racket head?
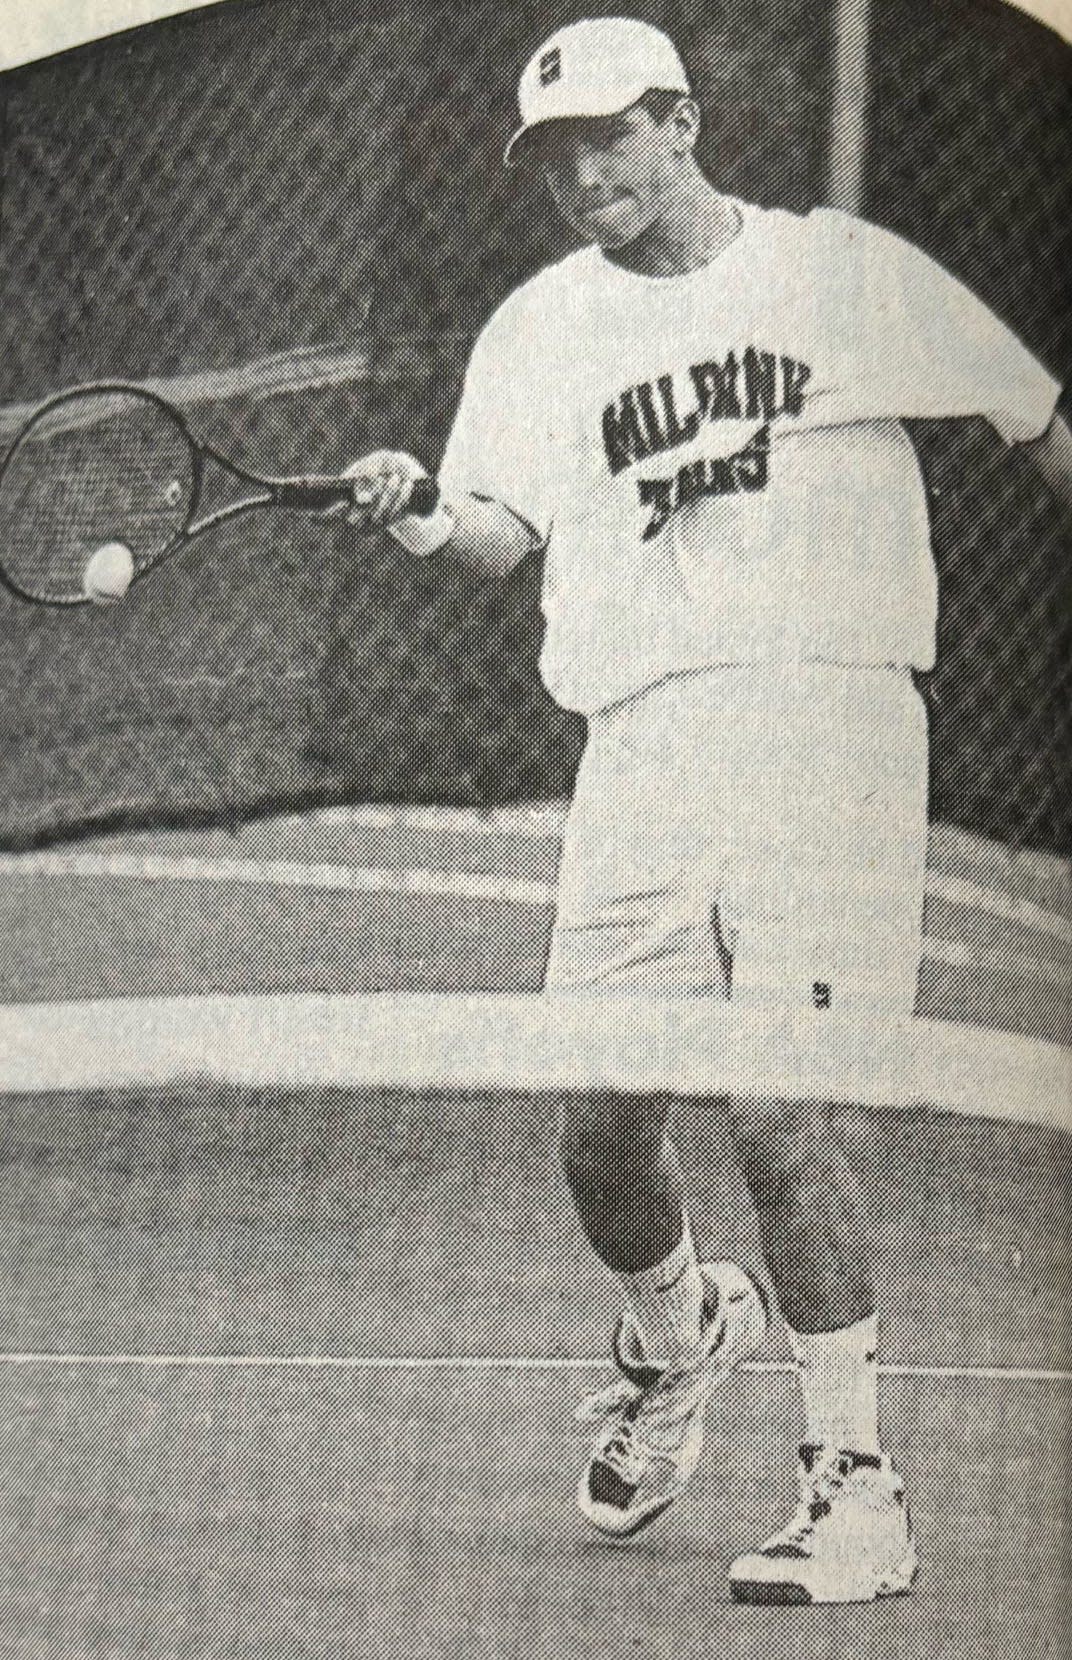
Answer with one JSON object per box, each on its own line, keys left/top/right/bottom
{"left": 0, "top": 384, "right": 199, "bottom": 605}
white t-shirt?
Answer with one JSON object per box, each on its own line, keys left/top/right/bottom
{"left": 439, "top": 202, "right": 1060, "bottom": 715}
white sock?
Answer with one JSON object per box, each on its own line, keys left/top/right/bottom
{"left": 617, "top": 1221, "right": 704, "bottom": 1369}
{"left": 789, "top": 1313, "right": 882, "bottom": 1456}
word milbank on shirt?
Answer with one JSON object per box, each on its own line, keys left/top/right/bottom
{"left": 440, "top": 203, "right": 1059, "bottom": 715}
{"left": 602, "top": 347, "right": 810, "bottom": 543}
{"left": 600, "top": 345, "right": 813, "bottom": 472}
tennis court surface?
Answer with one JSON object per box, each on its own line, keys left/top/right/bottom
{"left": 0, "top": 808, "right": 1069, "bottom": 1656}
{"left": 0, "top": 1034, "right": 1068, "bottom": 1659}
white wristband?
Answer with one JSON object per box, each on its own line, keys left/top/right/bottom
{"left": 388, "top": 497, "right": 455, "bottom": 558}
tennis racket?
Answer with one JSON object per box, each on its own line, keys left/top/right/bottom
{"left": 0, "top": 382, "right": 439, "bottom": 606}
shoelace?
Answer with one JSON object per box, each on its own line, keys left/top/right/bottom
{"left": 768, "top": 1458, "right": 849, "bottom": 1554}
{"left": 599, "top": 1400, "right": 650, "bottom": 1484}
{"left": 574, "top": 1381, "right": 649, "bottom": 1479}
{"left": 577, "top": 1294, "right": 731, "bottom": 1428}
{"left": 575, "top": 1363, "right": 708, "bottom": 1474}
{"left": 574, "top": 1295, "right": 739, "bottom": 1482}
{"left": 574, "top": 1378, "right": 639, "bottom": 1426}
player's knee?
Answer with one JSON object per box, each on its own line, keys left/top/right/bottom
{"left": 727, "top": 1096, "right": 824, "bottom": 1212}
{"left": 558, "top": 1092, "right": 669, "bottom": 1188}
{"left": 559, "top": 1093, "right": 686, "bottom": 1273}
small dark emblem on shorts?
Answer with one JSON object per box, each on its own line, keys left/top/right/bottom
{"left": 540, "top": 48, "right": 562, "bottom": 85}
{"left": 812, "top": 982, "right": 831, "bottom": 1010}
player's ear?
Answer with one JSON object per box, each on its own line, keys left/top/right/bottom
{"left": 669, "top": 97, "right": 701, "bottom": 156}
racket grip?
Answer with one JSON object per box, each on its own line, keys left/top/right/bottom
{"left": 408, "top": 475, "right": 441, "bottom": 518}
{"left": 275, "top": 475, "right": 441, "bottom": 516}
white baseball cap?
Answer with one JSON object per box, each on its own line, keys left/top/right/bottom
{"left": 504, "top": 17, "right": 691, "bottom": 167}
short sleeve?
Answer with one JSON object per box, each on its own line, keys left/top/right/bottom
{"left": 438, "top": 300, "right": 555, "bottom": 541}
{"left": 804, "top": 210, "right": 1061, "bottom": 443}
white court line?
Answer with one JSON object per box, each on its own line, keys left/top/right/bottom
{"left": 925, "top": 935, "right": 1069, "bottom": 989}
{"left": 0, "top": 346, "right": 371, "bottom": 438}
{"left": 0, "top": 339, "right": 461, "bottom": 439}
{"left": 311, "top": 802, "right": 569, "bottom": 838}
{"left": 0, "top": 851, "right": 552, "bottom": 909}
{"left": 4, "top": 808, "right": 1069, "bottom": 946}
{"left": 288, "top": 805, "right": 1072, "bottom": 931}
{"left": 929, "top": 873, "right": 1072, "bottom": 946}
{"left": 2, "top": 854, "right": 1069, "bottom": 982}
{"left": 0, "top": 1352, "right": 1067, "bottom": 1384}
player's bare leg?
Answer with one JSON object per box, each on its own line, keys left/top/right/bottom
{"left": 560, "top": 1091, "right": 768, "bottom": 1536}
{"left": 728, "top": 1095, "right": 873, "bottom": 1337}
{"left": 724, "top": 1093, "right": 918, "bottom": 1602}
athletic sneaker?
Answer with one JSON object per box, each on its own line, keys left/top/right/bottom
{"left": 575, "top": 1260, "right": 769, "bottom": 1538}
{"left": 728, "top": 1444, "right": 920, "bottom": 1604}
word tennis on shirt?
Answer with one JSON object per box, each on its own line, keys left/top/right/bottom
{"left": 602, "top": 346, "right": 811, "bottom": 475}
{"left": 639, "top": 426, "right": 770, "bottom": 541}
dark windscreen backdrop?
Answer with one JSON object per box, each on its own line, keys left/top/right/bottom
{"left": 0, "top": 0, "right": 1068, "bottom": 851}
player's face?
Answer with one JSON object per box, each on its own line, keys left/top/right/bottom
{"left": 534, "top": 103, "right": 687, "bottom": 249}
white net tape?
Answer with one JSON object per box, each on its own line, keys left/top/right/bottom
{"left": 2, "top": 994, "right": 1068, "bottom": 1131}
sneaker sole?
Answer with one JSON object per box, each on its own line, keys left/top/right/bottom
{"left": 729, "top": 1546, "right": 920, "bottom": 1605}
{"left": 580, "top": 1493, "right": 677, "bottom": 1539}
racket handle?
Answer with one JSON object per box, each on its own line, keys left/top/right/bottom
{"left": 274, "top": 474, "right": 441, "bottom": 516}
{"left": 408, "top": 475, "right": 441, "bottom": 517}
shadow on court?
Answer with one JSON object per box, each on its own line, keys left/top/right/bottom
{"left": 0, "top": 1082, "right": 1068, "bottom": 1656}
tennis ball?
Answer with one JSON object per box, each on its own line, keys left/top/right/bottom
{"left": 83, "top": 541, "right": 134, "bottom": 604}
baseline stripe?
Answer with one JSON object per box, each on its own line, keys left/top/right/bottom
{"left": 4, "top": 803, "right": 1068, "bottom": 943}
{"left": 0, "top": 335, "right": 470, "bottom": 440}
{"left": 0, "top": 345, "right": 369, "bottom": 439}
{"left": 925, "top": 935, "right": 1069, "bottom": 989}
{"left": 929, "top": 873, "right": 1072, "bottom": 946}
{"left": 310, "top": 802, "right": 568, "bottom": 838}
{"left": 287, "top": 805, "right": 1072, "bottom": 931}
{"left": 1, "top": 848, "right": 1066, "bottom": 985}
{"left": 0, "top": 850, "right": 551, "bottom": 908}
{"left": 0, "top": 1352, "right": 1067, "bottom": 1384}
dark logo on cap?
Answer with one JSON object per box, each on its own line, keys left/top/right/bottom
{"left": 540, "top": 47, "right": 562, "bottom": 85}
{"left": 812, "top": 982, "right": 831, "bottom": 1010}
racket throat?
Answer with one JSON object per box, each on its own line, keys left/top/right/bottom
{"left": 189, "top": 449, "right": 273, "bottom": 531}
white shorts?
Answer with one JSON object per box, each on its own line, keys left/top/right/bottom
{"left": 545, "top": 664, "right": 929, "bottom": 1014}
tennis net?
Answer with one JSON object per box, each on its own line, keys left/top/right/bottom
{"left": 1, "top": 990, "right": 1068, "bottom": 1128}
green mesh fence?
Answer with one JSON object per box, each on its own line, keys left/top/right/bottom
{"left": 866, "top": 0, "right": 1071, "bottom": 852}
{"left": 0, "top": 0, "right": 1068, "bottom": 851}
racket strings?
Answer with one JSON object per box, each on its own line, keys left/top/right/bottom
{"left": 0, "top": 391, "right": 194, "bottom": 603}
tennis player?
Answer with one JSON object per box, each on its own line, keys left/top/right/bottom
{"left": 339, "top": 17, "right": 1072, "bottom": 1603}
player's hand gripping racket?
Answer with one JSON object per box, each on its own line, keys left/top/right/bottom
{"left": 0, "top": 382, "right": 439, "bottom": 605}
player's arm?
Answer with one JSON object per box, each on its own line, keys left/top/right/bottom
{"left": 338, "top": 295, "right": 553, "bottom": 573}
{"left": 435, "top": 490, "right": 543, "bottom": 577}
{"left": 333, "top": 450, "right": 540, "bottom": 578}
{"left": 1017, "top": 408, "right": 1072, "bottom": 516}
{"left": 809, "top": 213, "right": 1067, "bottom": 458}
